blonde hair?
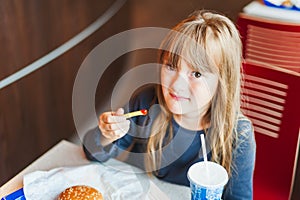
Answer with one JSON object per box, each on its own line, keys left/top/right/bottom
{"left": 146, "top": 10, "right": 242, "bottom": 176}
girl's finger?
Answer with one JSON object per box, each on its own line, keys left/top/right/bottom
{"left": 115, "top": 108, "right": 125, "bottom": 115}
{"left": 101, "top": 113, "right": 126, "bottom": 123}
{"left": 102, "top": 129, "right": 126, "bottom": 140}
{"left": 100, "top": 119, "right": 129, "bottom": 131}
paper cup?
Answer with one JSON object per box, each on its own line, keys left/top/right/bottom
{"left": 187, "top": 161, "right": 228, "bottom": 200}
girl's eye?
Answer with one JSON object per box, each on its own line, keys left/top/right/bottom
{"left": 191, "top": 71, "right": 202, "bottom": 78}
{"left": 165, "top": 64, "right": 176, "bottom": 71}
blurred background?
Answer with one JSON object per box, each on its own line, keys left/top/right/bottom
{"left": 0, "top": 0, "right": 299, "bottom": 199}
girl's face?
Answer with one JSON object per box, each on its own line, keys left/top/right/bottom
{"left": 161, "top": 58, "right": 218, "bottom": 119}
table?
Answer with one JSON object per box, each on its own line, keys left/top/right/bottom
{"left": 0, "top": 140, "right": 190, "bottom": 199}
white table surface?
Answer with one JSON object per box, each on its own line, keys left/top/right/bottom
{"left": 0, "top": 140, "right": 190, "bottom": 199}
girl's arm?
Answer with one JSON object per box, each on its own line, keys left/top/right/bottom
{"left": 98, "top": 108, "right": 130, "bottom": 146}
{"left": 82, "top": 125, "right": 134, "bottom": 162}
{"left": 223, "top": 119, "right": 256, "bottom": 200}
{"left": 82, "top": 85, "right": 157, "bottom": 163}
{"left": 82, "top": 108, "right": 131, "bottom": 163}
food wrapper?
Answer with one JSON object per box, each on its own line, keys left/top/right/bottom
{"left": 23, "top": 163, "right": 169, "bottom": 200}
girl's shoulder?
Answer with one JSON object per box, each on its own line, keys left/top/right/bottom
{"left": 129, "top": 84, "right": 158, "bottom": 109}
{"left": 131, "top": 84, "right": 157, "bottom": 99}
{"left": 235, "top": 113, "right": 255, "bottom": 142}
{"left": 233, "top": 113, "right": 256, "bottom": 155}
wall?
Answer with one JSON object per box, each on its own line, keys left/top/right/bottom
{"left": 0, "top": 0, "right": 131, "bottom": 185}
{"left": 0, "top": 0, "right": 298, "bottom": 199}
{"left": 126, "top": 0, "right": 256, "bottom": 78}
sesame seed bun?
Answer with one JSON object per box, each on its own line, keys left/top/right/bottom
{"left": 58, "top": 185, "right": 103, "bottom": 200}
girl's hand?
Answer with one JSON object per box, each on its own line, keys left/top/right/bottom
{"left": 98, "top": 108, "right": 130, "bottom": 143}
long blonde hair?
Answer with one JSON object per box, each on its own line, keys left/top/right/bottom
{"left": 146, "top": 10, "right": 242, "bottom": 176}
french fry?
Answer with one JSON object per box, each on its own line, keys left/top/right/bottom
{"left": 123, "top": 109, "right": 148, "bottom": 118}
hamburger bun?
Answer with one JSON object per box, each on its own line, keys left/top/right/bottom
{"left": 58, "top": 185, "right": 103, "bottom": 200}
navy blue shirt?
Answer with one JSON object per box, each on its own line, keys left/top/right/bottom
{"left": 83, "top": 85, "right": 256, "bottom": 200}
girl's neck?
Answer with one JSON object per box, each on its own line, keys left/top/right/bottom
{"left": 173, "top": 114, "right": 204, "bottom": 131}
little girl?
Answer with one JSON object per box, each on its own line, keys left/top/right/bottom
{"left": 83, "top": 10, "right": 256, "bottom": 199}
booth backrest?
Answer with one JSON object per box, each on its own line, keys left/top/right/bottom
{"left": 241, "top": 62, "right": 300, "bottom": 199}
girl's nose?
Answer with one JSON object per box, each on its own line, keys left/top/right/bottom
{"left": 171, "top": 73, "right": 188, "bottom": 92}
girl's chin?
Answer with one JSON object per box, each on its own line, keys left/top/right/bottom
{"left": 165, "top": 101, "right": 195, "bottom": 115}
{"left": 169, "top": 110, "right": 183, "bottom": 115}
{"left": 166, "top": 104, "right": 201, "bottom": 117}
{"left": 166, "top": 105, "right": 184, "bottom": 115}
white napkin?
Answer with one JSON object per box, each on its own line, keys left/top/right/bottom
{"left": 23, "top": 163, "right": 149, "bottom": 200}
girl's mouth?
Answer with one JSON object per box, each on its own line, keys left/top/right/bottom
{"left": 169, "top": 92, "right": 189, "bottom": 101}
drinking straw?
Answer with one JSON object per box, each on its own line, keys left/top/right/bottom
{"left": 200, "top": 134, "right": 208, "bottom": 162}
{"left": 200, "top": 133, "right": 209, "bottom": 175}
